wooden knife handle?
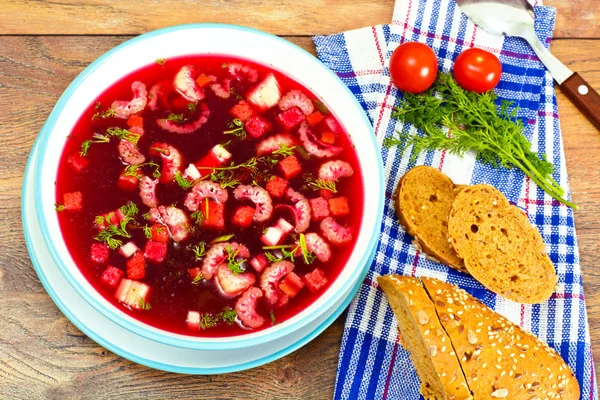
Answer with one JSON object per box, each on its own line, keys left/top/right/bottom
{"left": 560, "top": 73, "right": 600, "bottom": 130}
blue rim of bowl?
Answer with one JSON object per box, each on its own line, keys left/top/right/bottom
{"left": 33, "top": 23, "right": 384, "bottom": 350}
{"left": 24, "top": 134, "right": 374, "bottom": 373}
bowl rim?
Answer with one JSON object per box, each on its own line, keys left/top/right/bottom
{"left": 33, "top": 22, "right": 384, "bottom": 350}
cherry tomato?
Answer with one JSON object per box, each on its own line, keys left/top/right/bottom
{"left": 389, "top": 42, "right": 438, "bottom": 93}
{"left": 453, "top": 48, "right": 502, "bottom": 93}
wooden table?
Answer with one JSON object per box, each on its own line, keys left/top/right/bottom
{"left": 1, "top": 1, "right": 598, "bottom": 398}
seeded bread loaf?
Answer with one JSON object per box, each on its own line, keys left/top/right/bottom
{"left": 395, "top": 166, "right": 467, "bottom": 273}
{"left": 378, "top": 275, "right": 473, "bottom": 400}
{"left": 421, "top": 276, "right": 579, "bottom": 400}
{"left": 447, "top": 184, "right": 557, "bottom": 304}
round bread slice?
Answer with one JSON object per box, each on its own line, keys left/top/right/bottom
{"left": 395, "top": 166, "right": 467, "bottom": 273}
{"left": 421, "top": 277, "right": 580, "bottom": 400}
{"left": 378, "top": 275, "right": 473, "bottom": 400}
{"left": 447, "top": 184, "right": 557, "bottom": 304}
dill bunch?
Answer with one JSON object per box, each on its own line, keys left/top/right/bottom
{"left": 384, "top": 73, "right": 576, "bottom": 209}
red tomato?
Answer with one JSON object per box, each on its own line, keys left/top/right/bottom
{"left": 453, "top": 48, "right": 502, "bottom": 93}
{"left": 389, "top": 42, "right": 438, "bottom": 93}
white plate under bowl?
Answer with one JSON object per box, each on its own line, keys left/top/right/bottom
{"left": 33, "top": 23, "right": 384, "bottom": 351}
{"left": 23, "top": 136, "right": 369, "bottom": 373}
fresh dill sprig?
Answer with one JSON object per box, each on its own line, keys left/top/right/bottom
{"left": 166, "top": 113, "right": 185, "bottom": 123}
{"left": 198, "top": 307, "right": 237, "bottom": 329}
{"left": 192, "top": 272, "right": 204, "bottom": 285}
{"left": 210, "top": 169, "right": 241, "bottom": 189}
{"left": 384, "top": 73, "right": 576, "bottom": 209}
{"left": 138, "top": 299, "right": 151, "bottom": 311}
{"left": 92, "top": 107, "right": 116, "bottom": 120}
{"left": 191, "top": 242, "right": 206, "bottom": 260}
{"left": 187, "top": 102, "right": 198, "bottom": 111}
{"left": 94, "top": 203, "right": 138, "bottom": 249}
{"left": 54, "top": 203, "right": 65, "bottom": 212}
{"left": 79, "top": 133, "right": 111, "bottom": 156}
{"left": 155, "top": 57, "right": 167, "bottom": 67}
{"left": 174, "top": 171, "right": 195, "bottom": 190}
{"left": 190, "top": 211, "right": 204, "bottom": 225}
{"left": 211, "top": 234, "right": 235, "bottom": 244}
{"left": 225, "top": 246, "right": 246, "bottom": 275}
{"left": 223, "top": 118, "right": 247, "bottom": 140}
{"left": 143, "top": 224, "right": 152, "bottom": 239}
{"left": 106, "top": 127, "right": 141, "bottom": 145}
{"left": 307, "top": 178, "right": 337, "bottom": 193}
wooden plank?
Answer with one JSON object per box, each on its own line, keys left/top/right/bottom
{"left": 0, "top": 0, "right": 597, "bottom": 38}
{"left": 0, "top": 35, "right": 599, "bottom": 397}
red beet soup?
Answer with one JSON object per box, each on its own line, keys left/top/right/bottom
{"left": 55, "top": 55, "right": 364, "bottom": 337}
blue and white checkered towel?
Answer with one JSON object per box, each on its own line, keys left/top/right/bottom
{"left": 313, "top": 0, "right": 597, "bottom": 398}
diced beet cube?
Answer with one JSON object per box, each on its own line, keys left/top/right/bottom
{"left": 126, "top": 253, "right": 146, "bottom": 280}
{"left": 249, "top": 254, "right": 269, "bottom": 273}
{"left": 310, "top": 197, "right": 331, "bottom": 221}
{"left": 67, "top": 152, "right": 90, "bottom": 174}
{"left": 186, "top": 310, "right": 201, "bottom": 330}
{"left": 150, "top": 224, "right": 170, "bottom": 243}
{"left": 229, "top": 100, "right": 256, "bottom": 122}
{"left": 118, "top": 241, "right": 139, "bottom": 258}
{"left": 245, "top": 115, "right": 272, "bottom": 139}
{"left": 306, "top": 111, "right": 325, "bottom": 126}
{"left": 188, "top": 267, "right": 203, "bottom": 280}
{"left": 115, "top": 279, "right": 151, "bottom": 309}
{"left": 276, "top": 218, "right": 294, "bottom": 234}
{"left": 183, "top": 163, "right": 201, "bottom": 180}
{"left": 328, "top": 197, "right": 350, "bottom": 217}
{"left": 303, "top": 268, "right": 328, "bottom": 293}
{"left": 276, "top": 107, "right": 305, "bottom": 131}
{"left": 246, "top": 73, "right": 281, "bottom": 112}
{"left": 63, "top": 191, "right": 83, "bottom": 211}
{"left": 118, "top": 169, "right": 139, "bottom": 191}
{"left": 195, "top": 73, "right": 212, "bottom": 87}
{"left": 194, "top": 144, "right": 232, "bottom": 177}
{"left": 319, "top": 189, "right": 335, "bottom": 199}
{"left": 144, "top": 240, "right": 168, "bottom": 264}
{"left": 127, "top": 115, "right": 144, "bottom": 127}
{"left": 266, "top": 176, "right": 289, "bottom": 199}
{"left": 278, "top": 155, "right": 302, "bottom": 180}
{"left": 260, "top": 226, "right": 285, "bottom": 246}
{"left": 90, "top": 243, "right": 110, "bottom": 264}
{"left": 279, "top": 272, "right": 305, "bottom": 298}
{"left": 232, "top": 205, "right": 255, "bottom": 228}
{"left": 201, "top": 200, "right": 225, "bottom": 230}
{"left": 100, "top": 266, "right": 124, "bottom": 288}
{"left": 320, "top": 132, "right": 336, "bottom": 145}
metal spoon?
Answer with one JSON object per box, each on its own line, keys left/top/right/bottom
{"left": 455, "top": 0, "right": 600, "bottom": 130}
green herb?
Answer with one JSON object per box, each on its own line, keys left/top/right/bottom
{"left": 155, "top": 57, "right": 167, "bottom": 67}
{"left": 142, "top": 212, "right": 150, "bottom": 220}
{"left": 307, "top": 178, "right": 337, "bottom": 193}
{"left": 223, "top": 118, "right": 247, "bottom": 140}
{"left": 54, "top": 203, "right": 65, "bottom": 212}
{"left": 80, "top": 140, "right": 91, "bottom": 156}
{"left": 313, "top": 99, "right": 330, "bottom": 114}
{"left": 271, "top": 144, "right": 296, "bottom": 158}
{"left": 106, "top": 127, "right": 140, "bottom": 145}
{"left": 166, "top": 113, "right": 185, "bottom": 123}
{"left": 94, "top": 102, "right": 102, "bottom": 110}
{"left": 196, "top": 158, "right": 258, "bottom": 173}
{"left": 191, "top": 242, "right": 206, "bottom": 260}
{"left": 187, "top": 102, "right": 197, "bottom": 111}
{"left": 198, "top": 307, "right": 237, "bottom": 329}
{"left": 220, "top": 307, "right": 237, "bottom": 324}
{"left": 120, "top": 202, "right": 139, "bottom": 218}
{"left": 80, "top": 132, "right": 112, "bottom": 156}
{"left": 138, "top": 299, "right": 151, "bottom": 311}
{"left": 210, "top": 169, "right": 241, "bottom": 189}
{"left": 199, "top": 313, "right": 217, "bottom": 329}
{"left": 211, "top": 234, "right": 235, "bottom": 244}
{"left": 225, "top": 246, "right": 246, "bottom": 275}
{"left": 270, "top": 311, "right": 277, "bottom": 325}
{"left": 174, "top": 171, "right": 195, "bottom": 190}
{"left": 221, "top": 63, "right": 228, "bottom": 68}
{"left": 384, "top": 73, "right": 576, "bottom": 209}
{"left": 92, "top": 107, "right": 116, "bottom": 120}
{"left": 299, "top": 233, "right": 316, "bottom": 265}
{"left": 123, "top": 164, "right": 142, "bottom": 179}
{"left": 191, "top": 272, "right": 204, "bottom": 285}
{"left": 229, "top": 87, "right": 243, "bottom": 100}
{"left": 94, "top": 203, "right": 137, "bottom": 249}
{"left": 190, "top": 211, "right": 204, "bottom": 225}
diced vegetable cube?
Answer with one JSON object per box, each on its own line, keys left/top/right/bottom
{"left": 188, "top": 267, "right": 203, "bottom": 280}
{"left": 63, "top": 191, "right": 83, "bottom": 211}
{"left": 232, "top": 205, "right": 255, "bottom": 228}
{"left": 303, "top": 268, "right": 328, "bottom": 293}
{"left": 328, "top": 197, "right": 350, "bottom": 217}
{"left": 201, "top": 200, "right": 225, "bottom": 230}
{"left": 194, "top": 144, "right": 233, "bottom": 177}
{"left": 144, "top": 240, "right": 168, "bottom": 264}
{"left": 150, "top": 224, "right": 169, "bottom": 243}
{"left": 67, "top": 152, "right": 90, "bottom": 173}
{"left": 266, "top": 176, "right": 289, "bottom": 199}
{"left": 306, "top": 111, "right": 324, "bottom": 126}
{"left": 276, "top": 218, "right": 294, "bottom": 234}
{"left": 246, "top": 73, "right": 281, "bottom": 112}
{"left": 229, "top": 100, "right": 256, "bottom": 122}
{"left": 186, "top": 310, "right": 201, "bottom": 330}
{"left": 119, "top": 241, "right": 139, "bottom": 258}
{"left": 211, "top": 144, "right": 232, "bottom": 163}
{"left": 90, "top": 243, "right": 110, "bottom": 264}
{"left": 126, "top": 115, "right": 144, "bottom": 127}
{"left": 183, "top": 163, "right": 201, "bottom": 180}
{"left": 323, "top": 116, "right": 341, "bottom": 133}
{"left": 195, "top": 73, "right": 212, "bottom": 88}
{"left": 126, "top": 253, "right": 146, "bottom": 280}
{"left": 310, "top": 197, "right": 331, "bottom": 221}
{"left": 260, "top": 218, "right": 293, "bottom": 246}
{"left": 245, "top": 115, "right": 272, "bottom": 138}
{"left": 100, "top": 266, "right": 123, "bottom": 288}
{"left": 320, "top": 132, "right": 336, "bottom": 145}
{"left": 115, "top": 279, "right": 151, "bottom": 309}
{"left": 118, "top": 169, "right": 140, "bottom": 191}
{"left": 278, "top": 155, "right": 302, "bottom": 180}
{"left": 279, "top": 272, "right": 305, "bottom": 298}
{"left": 249, "top": 254, "right": 269, "bottom": 273}
{"left": 276, "top": 107, "right": 305, "bottom": 131}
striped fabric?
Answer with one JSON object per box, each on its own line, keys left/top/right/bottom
{"left": 313, "top": 0, "right": 597, "bottom": 399}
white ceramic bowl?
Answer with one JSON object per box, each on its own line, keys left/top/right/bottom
{"left": 33, "top": 24, "right": 384, "bottom": 351}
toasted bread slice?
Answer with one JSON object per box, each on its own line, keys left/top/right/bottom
{"left": 421, "top": 277, "right": 580, "bottom": 400}
{"left": 395, "top": 166, "right": 467, "bottom": 273}
{"left": 378, "top": 275, "right": 473, "bottom": 400}
{"left": 447, "top": 184, "right": 557, "bottom": 304}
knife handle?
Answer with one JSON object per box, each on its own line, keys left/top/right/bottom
{"left": 560, "top": 73, "right": 600, "bottom": 130}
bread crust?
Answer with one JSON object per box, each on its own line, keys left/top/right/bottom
{"left": 447, "top": 184, "right": 557, "bottom": 304}
{"left": 395, "top": 166, "right": 467, "bottom": 272}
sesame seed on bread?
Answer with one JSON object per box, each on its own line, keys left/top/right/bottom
{"left": 447, "top": 184, "right": 557, "bottom": 304}
{"left": 395, "top": 166, "right": 467, "bottom": 273}
{"left": 378, "top": 275, "right": 473, "bottom": 400}
{"left": 421, "top": 276, "right": 580, "bottom": 400}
